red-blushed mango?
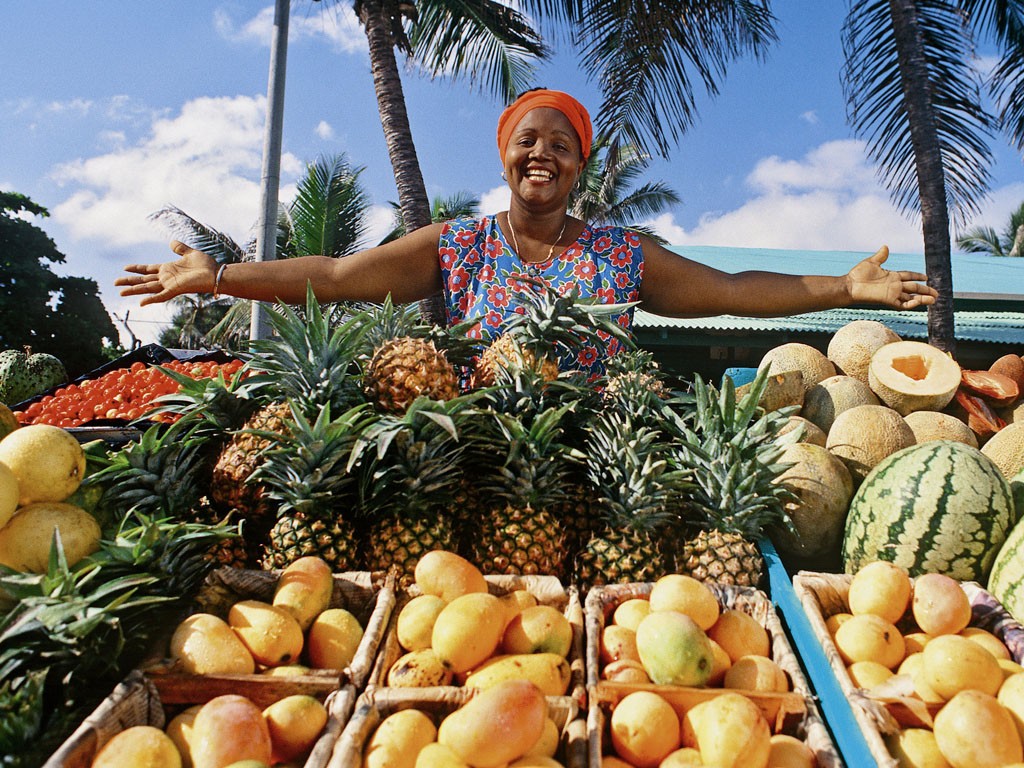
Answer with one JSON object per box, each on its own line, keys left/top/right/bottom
{"left": 190, "top": 695, "right": 272, "bottom": 768}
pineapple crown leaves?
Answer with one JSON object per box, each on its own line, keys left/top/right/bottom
{"left": 145, "top": 364, "right": 268, "bottom": 433}
{"left": 672, "top": 368, "right": 800, "bottom": 537}
{"left": 355, "top": 395, "right": 477, "bottom": 517}
{"left": 501, "top": 279, "right": 637, "bottom": 358}
{"left": 90, "top": 420, "right": 209, "bottom": 522}
{"left": 576, "top": 410, "right": 689, "bottom": 529}
{"left": 251, "top": 402, "right": 378, "bottom": 518}
{"left": 356, "top": 294, "right": 425, "bottom": 353}
{"left": 248, "top": 284, "right": 369, "bottom": 415}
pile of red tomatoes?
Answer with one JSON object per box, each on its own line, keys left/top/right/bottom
{"left": 14, "top": 357, "right": 244, "bottom": 428}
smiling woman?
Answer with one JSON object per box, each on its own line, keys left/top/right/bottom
{"left": 116, "top": 88, "right": 937, "bottom": 380}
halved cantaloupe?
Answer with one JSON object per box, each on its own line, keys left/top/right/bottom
{"left": 867, "top": 341, "right": 961, "bottom": 415}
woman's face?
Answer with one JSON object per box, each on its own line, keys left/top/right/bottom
{"left": 503, "top": 107, "right": 586, "bottom": 210}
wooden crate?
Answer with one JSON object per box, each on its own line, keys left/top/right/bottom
{"left": 143, "top": 568, "right": 396, "bottom": 699}
{"left": 367, "top": 574, "right": 586, "bottom": 704}
{"left": 326, "top": 686, "right": 585, "bottom": 768}
{"left": 585, "top": 582, "right": 841, "bottom": 768}
{"left": 793, "top": 570, "right": 1024, "bottom": 768}
{"left": 43, "top": 669, "right": 357, "bottom": 768}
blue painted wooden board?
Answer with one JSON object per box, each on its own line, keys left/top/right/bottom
{"left": 760, "top": 537, "right": 879, "bottom": 768}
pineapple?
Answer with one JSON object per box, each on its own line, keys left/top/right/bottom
{"left": 472, "top": 281, "right": 635, "bottom": 388}
{"left": 210, "top": 286, "right": 367, "bottom": 542}
{"left": 357, "top": 397, "right": 470, "bottom": 586}
{"left": 671, "top": 369, "right": 800, "bottom": 588}
{"left": 573, "top": 410, "right": 688, "bottom": 587}
{"left": 253, "top": 403, "right": 377, "bottom": 571}
{"left": 467, "top": 405, "right": 573, "bottom": 578}
{"left": 602, "top": 349, "right": 671, "bottom": 413}
{"left": 360, "top": 296, "right": 460, "bottom": 412}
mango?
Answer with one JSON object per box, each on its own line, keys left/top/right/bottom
{"left": 602, "top": 659, "right": 651, "bottom": 684}
{"left": 498, "top": 589, "right": 539, "bottom": 627}
{"left": 706, "top": 608, "right": 770, "bottom": 663}
{"left": 387, "top": 649, "right": 454, "bottom": 687}
{"left": 272, "top": 556, "right": 334, "bottom": 631}
{"left": 438, "top": 680, "right": 547, "bottom": 768}
{"left": 170, "top": 613, "right": 255, "bottom": 675}
{"left": 610, "top": 691, "right": 680, "bottom": 768}
{"left": 415, "top": 550, "right": 487, "bottom": 602}
{"left": 463, "top": 653, "right": 571, "bottom": 696}
{"left": 166, "top": 704, "right": 202, "bottom": 768}
{"left": 91, "top": 726, "right": 182, "bottom": 768}
{"left": 648, "top": 574, "right": 719, "bottom": 630}
{"left": 397, "top": 594, "right": 447, "bottom": 652}
{"left": 227, "top": 600, "right": 304, "bottom": 667}
{"left": 191, "top": 695, "right": 272, "bottom": 768}
{"left": 600, "top": 624, "right": 639, "bottom": 666}
{"left": 0, "top": 501, "right": 100, "bottom": 572}
{"left": 681, "top": 692, "right": 771, "bottom": 768}
{"left": 501, "top": 605, "right": 572, "bottom": 657}
{"left": 415, "top": 743, "right": 470, "bottom": 768}
{"left": 307, "top": 607, "right": 363, "bottom": 669}
{"left": 262, "top": 694, "right": 328, "bottom": 764}
{"left": 934, "top": 689, "right": 1023, "bottom": 766}
{"left": 524, "top": 718, "right": 560, "bottom": 758}
{"left": 364, "top": 708, "right": 438, "bottom": 768}
{"left": 432, "top": 592, "right": 505, "bottom": 673}
{"left": 635, "top": 611, "right": 713, "bottom": 687}
{"left": 612, "top": 599, "right": 651, "bottom": 632}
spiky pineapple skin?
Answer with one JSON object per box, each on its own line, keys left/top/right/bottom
{"left": 263, "top": 513, "right": 360, "bottom": 572}
{"left": 472, "top": 334, "right": 559, "bottom": 389}
{"left": 367, "top": 514, "right": 456, "bottom": 588}
{"left": 678, "top": 529, "right": 764, "bottom": 588}
{"left": 469, "top": 504, "right": 567, "bottom": 578}
{"left": 574, "top": 524, "right": 673, "bottom": 587}
{"left": 365, "top": 338, "right": 458, "bottom": 413}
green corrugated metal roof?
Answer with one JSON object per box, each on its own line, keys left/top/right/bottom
{"left": 634, "top": 308, "right": 1024, "bottom": 345}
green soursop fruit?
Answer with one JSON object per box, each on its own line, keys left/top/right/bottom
{"left": 0, "top": 348, "right": 67, "bottom": 406}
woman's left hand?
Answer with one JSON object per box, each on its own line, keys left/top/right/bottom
{"left": 846, "top": 246, "right": 938, "bottom": 309}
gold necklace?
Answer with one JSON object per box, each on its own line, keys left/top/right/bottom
{"left": 506, "top": 212, "right": 567, "bottom": 266}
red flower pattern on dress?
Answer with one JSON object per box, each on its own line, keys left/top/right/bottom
{"left": 438, "top": 216, "right": 643, "bottom": 381}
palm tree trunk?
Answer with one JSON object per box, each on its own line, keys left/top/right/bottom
{"left": 358, "top": 0, "right": 447, "bottom": 326}
{"left": 887, "top": 0, "right": 956, "bottom": 354}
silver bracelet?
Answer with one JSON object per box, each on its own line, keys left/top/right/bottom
{"left": 212, "top": 264, "right": 228, "bottom": 298}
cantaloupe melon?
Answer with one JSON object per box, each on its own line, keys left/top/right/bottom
{"left": 982, "top": 422, "right": 1024, "bottom": 479}
{"left": 827, "top": 320, "right": 901, "bottom": 384}
{"left": 757, "top": 343, "right": 836, "bottom": 394}
{"left": 1000, "top": 401, "right": 1024, "bottom": 426}
{"left": 903, "top": 410, "right": 979, "bottom": 448}
{"left": 736, "top": 370, "right": 804, "bottom": 413}
{"left": 991, "top": 354, "right": 1024, "bottom": 395}
{"left": 826, "top": 404, "right": 916, "bottom": 486}
{"left": 801, "top": 375, "right": 880, "bottom": 434}
{"left": 772, "top": 443, "right": 854, "bottom": 559}
{"left": 777, "top": 416, "right": 827, "bottom": 447}
{"left": 867, "top": 341, "right": 961, "bottom": 415}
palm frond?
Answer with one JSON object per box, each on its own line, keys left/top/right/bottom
{"left": 408, "top": 0, "right": 549, "bottom": 102}
{"left": 289, "top": 154, "right": 371, "bottom": 259}
{"left": 957, "top": 224, "right": 1007, "bottom": 254}
{"left": 842, "top": 0, "right": 996, "bottom": 227}
{"left": 961, "top": 0, "right": 1024, "bottom": 151}
{"left": 148, "top": 205, "right": 247, "bottom": 264}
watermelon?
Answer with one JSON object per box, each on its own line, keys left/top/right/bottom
{"left": 842, "top": 440, "right": 1015, "bottom": 581}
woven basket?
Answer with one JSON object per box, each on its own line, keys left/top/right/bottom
{"left": 792, "top": 570, "right": 1024, "bottom": 768}
{"left": 584, "top": 582, "right": 841, "bottom": 768}
{"left": 367, "top": 574, "right": 586, "bottom": 704}
{"left": 143, "top": 568, "right": 395, "bottom": 697}
{"left": 326, "top": 687, "right": 585, "bottom": 768}
{"left": 43, "top": 669, "right": 357, "bottom": 768}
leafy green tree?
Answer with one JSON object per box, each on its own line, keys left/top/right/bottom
{"left": 152, "top": 154, "right": 373, "bottom": 348}
{"left": 381, "top": 191, "right": 481, "bottom": 243}
{"left": 957, "top": 201, "right": 1024, "bottom": 257}
{"left": 569, "top": 139, "right": 681, "bottom": 242}
{"left": 0, "top": 192, "right": 121, "bottom": 378}
{"left": 841, "top": 0, "right": 1024, "bottom": 352}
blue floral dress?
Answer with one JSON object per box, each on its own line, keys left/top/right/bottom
{"left": 438, "top": 215, "right": 644, "bottom": 381}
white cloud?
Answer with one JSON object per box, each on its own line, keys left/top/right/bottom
{"left": 50, "top": 94, "right": 302, "bottom": 248}
{"left": 214, "top": 5, "right": 366, "bottom": 54}
{"left": 315, "top": 120, "right": 334, "bottom": 140}
{"left": 800, "top": 110, "right": 819, "bottom": 125}
{"left": 480, "top": 184, "right": 511, "bottom": 215}
{"left": 45, "top": 98, "right": 93, "bottom": 116}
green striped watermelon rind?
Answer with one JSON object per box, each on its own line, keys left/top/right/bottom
{"left": 842, "top": 440, "right": 1015, "bottom": 582}
{"left": 989, "top": 467, "right": 1024, "bottom": 623}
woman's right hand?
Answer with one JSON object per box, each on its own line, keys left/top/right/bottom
{"left": 115, "top": 240, "right": 219, "bottom": 306}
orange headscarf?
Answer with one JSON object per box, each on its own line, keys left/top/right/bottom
{"left": 496, "top": 89, "right": 593, "bottom": 162}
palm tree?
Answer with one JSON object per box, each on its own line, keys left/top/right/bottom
{"left": 381, "top": 191, "right": 481, "bottom": 243}
{"left": 841, "top": 1, "right": 1024, "bottom": 353}
{"left": 957, "top": 201, "right": 1024, "bottom": 257}
{"left": 151, "top": 153, "right": 373, "bottom": 348}
{"left": 569, "top": 138, "right": 681, "bottom": 242}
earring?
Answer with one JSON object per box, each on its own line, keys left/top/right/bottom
{"left": 501, "top": 171, "right": 507, "bottom": 180}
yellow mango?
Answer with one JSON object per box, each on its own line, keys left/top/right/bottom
{"left": 463, "top": 653, "right": 571, "bottom": 696}
{"left": 682, "top": 692, "right": 770, "bottom": 768}
{"left": 397, "top": 595, "right": 447, "bottom": 652}
{"left": 307, "top": 607, "right": 363, "bottom": 670}
{"left": 364, "top": 708, "right": 437, "bottom": 768}
{"left": 169, "top": 613, "right": 255, "bottom": 675}
{"left": 262, "top": 694, "right": 328, "bottom": 764}
{"left": 432, "top": 592, "right": 505, "bottom": 673}
{"left": 227, "top": 600, "right": 304, "bottom": 667}
{"left": 91, "top": 726, "right": 182, "bottom": 768}
{"left": 438, "top": 680, "right": 547, "bottom": 768}
{"left": 387, "top": 649, "right": 454, "bottom": 687}
{"left": 272, "top": 556, "right": 334, "bottom": 632}
{"left": 501, "top": 605, "right": 572, "bottom": 657}
{"left": 415, "top": 743, "right": 470, "bottom": 768}
{"left": 166, "top": 704, "right": 202, "bottom": 768}
{"left": 414, "top": 550, "right": 487, "bottom": 602}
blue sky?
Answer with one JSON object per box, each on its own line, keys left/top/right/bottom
{"left": 2, "top": 2, "right": 1022, "bottom": 346}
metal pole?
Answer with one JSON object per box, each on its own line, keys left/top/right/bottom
{"left": 251, "top": 0, "right": 290, "bottom": 341}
